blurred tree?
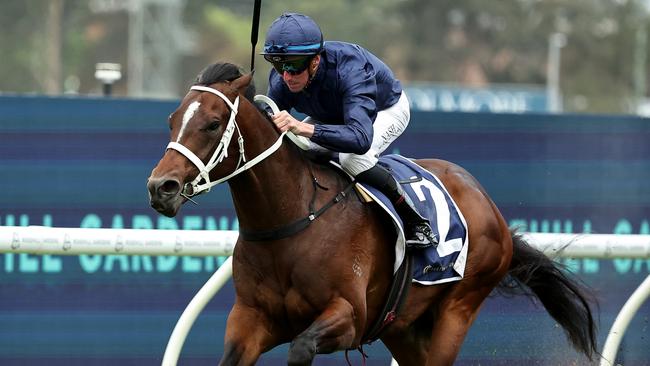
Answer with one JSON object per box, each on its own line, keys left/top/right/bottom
{"left": 0, "top": 1, "right": 54, "bottom": 93}
{"left": 1, "top": 0, "right": 649, "bottom": 114}
{"left": 389, "top": 0, "right": 650, "bottom": 112}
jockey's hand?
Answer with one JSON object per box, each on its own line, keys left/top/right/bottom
{"left": 272, "top": 110, "right": 314, "bottom": 138}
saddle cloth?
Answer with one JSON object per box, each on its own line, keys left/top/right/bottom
{"left": 353, "top": 155, "right": 469, "bottom": 285}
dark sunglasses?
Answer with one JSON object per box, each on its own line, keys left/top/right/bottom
{"left": 264, "top": 55, "right": 312, "bottom": 75}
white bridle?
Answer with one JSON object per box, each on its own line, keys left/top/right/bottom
{"left": 166, "top": 85, "right": 288, "bottom": 198}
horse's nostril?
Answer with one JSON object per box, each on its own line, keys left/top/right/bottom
{"left": 159, "top": 180, "right": 181, "bottom": 196}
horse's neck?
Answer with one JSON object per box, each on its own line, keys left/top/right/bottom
{"left": 227, "top": 102, "right": 327, "bottom": 232}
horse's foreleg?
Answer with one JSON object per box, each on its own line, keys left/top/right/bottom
{"left": 219, "top": 303, "right": 277, "bottom": 366}
{"left": 287, "top": 297, "right": 359, "bottom": 366}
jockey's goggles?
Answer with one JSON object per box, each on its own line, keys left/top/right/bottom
{"left": 264, "top": 55, "right": 312, "bottom": 75}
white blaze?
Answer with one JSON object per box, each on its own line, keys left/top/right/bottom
{"left": 176, "top": 101, "right": 201, "bottom": 142}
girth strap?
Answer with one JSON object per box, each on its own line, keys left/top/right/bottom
{"left": 362, "top": 253, "right": 413, "bottom": 344}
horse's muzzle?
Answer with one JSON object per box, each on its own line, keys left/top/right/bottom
{"left": 147, "top": 176, "right": 183, "bottom": 217}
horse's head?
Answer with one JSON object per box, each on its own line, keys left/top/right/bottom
{"left": 147, "top": 66, "right": 254, "bottom": 217}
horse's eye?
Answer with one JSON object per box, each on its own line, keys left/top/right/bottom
{"left": 207, "top": 121, "right": 220, "bottom": 131}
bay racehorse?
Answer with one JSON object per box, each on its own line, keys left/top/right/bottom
{"left": 147, "top": 62, "right": 597, "bottom": 365}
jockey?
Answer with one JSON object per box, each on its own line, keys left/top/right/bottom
{"left": 261, "top": 12, "right": 436, "bottom": 249}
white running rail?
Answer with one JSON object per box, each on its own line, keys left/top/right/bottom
{"left": 599, "top": 274, "right": 650, "bottom": 366}
{"left": 1, "top": 226, "right": 649, "bottom": 365}
{"left": 1, "top": 226, "right": 649, "bottom": 258}
{"left": 161, "top": 256, "right": 233, "bottom": 366}
{"left": 0, "top": 226, "right": 236, "bottom": 256}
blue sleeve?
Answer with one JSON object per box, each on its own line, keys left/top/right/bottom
{"left": 311, "top": 63, "right": 377, "bottom": 155}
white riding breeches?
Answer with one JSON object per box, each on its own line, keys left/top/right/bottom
{"left": 304, "top": 91, "right": 410, "bottom": 176}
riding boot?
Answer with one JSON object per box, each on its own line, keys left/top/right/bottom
{"left": 356, "top": 165, "right": 438, "bottom": 249}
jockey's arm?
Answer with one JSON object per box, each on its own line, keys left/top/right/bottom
{"left": 309, "top": 68, "right": 378, "bottom": 155}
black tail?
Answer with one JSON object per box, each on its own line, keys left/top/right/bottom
{"left": 497, "top": 230, "right": 598, "bottom": 360}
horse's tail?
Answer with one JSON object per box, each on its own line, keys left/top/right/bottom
{"left": 497, "top": 230, "right": 598, "bottom": 360}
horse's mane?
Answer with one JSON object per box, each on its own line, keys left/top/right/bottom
{"left": 194, "top": 62, "right": 255, "bottom": 102}
{"left": 195, "top": 62, "right": 280, "bottom": 127}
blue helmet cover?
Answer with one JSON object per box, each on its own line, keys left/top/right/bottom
{"left": 262, "top": 13, "right": 323, "bottom": 56}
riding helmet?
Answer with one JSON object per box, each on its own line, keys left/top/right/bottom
{"left": 261, "top": 13, "right": 323, "bottom": 56}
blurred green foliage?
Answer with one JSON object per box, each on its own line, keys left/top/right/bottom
{"left": 1, "top": 0, "right": 650, "bottom": 113}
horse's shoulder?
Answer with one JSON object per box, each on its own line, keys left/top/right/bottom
{"left": 296, "top": 149, "right": 351, "bottom": 185}
{"left": 314, "top": 159, "right": 351, "bottom": 186}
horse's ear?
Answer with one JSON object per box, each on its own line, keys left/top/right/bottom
{"left": 231, "top": 72, "right": 254, "bottom": 95}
